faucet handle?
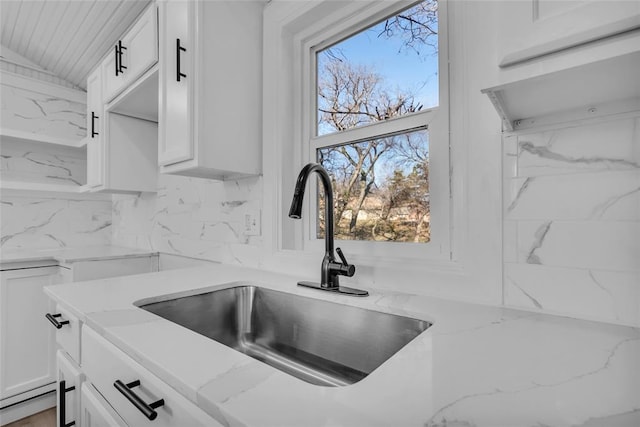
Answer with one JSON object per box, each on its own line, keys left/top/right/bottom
{"left": 335, "top": 248, "right": 355, "bottom": 277}
{"left": 336, "top": 247, "right": 348, "bottom": 265}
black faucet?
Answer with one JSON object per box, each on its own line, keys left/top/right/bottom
{"left": 289, "top": 163, "right": 368, "bottom": 296}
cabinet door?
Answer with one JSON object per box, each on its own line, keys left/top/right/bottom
{"left": 0, "top": 267, "right": 59, "bottom": 400}
{"left": 499, "top": 0, "right": 640, "bottom": 66}
{"left": 86, "top": 67, "right": 104, "bottom": 189}
{"left": 101, "top": 47, "right": 127, "bottom": 104}
{"left": 158, "top": 0, "right": 194, "bottom": 166}
{"left": 80, "top": 383, "right": 127, "bottom": 427}
{"left": 57, "top": 351, "right": 83, "bottom": 427}
{"left": 121, "top": 6, "right": 158, "bottom": 87}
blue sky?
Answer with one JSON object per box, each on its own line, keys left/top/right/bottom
{"left": 318, "top": 16, "right": 439, "bottom": 111}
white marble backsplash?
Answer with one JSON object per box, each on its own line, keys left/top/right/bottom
{"left": 0, "top": 83, "right": 85, "bottom": 140}
{"left": 112, "top": 174, "right": 262, "bottom": 267}
{"left": 0, "top": 138, "right": 86, "bottom": 187}
{"left": 0, "top": 192, "right": 112, "bottom": 250}
{"left": 503, "top": 116, "right": 640, "bottom": 326}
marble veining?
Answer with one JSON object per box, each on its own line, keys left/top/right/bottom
{"left": 112, "top": 174, "right": 262, "bottom": 267}
{"left": 524, "top": 221, "right": 552, "bottom": 265}
{"left": 43, "top": 263, "right": 640, "bottom": 427}
{"left": 0, "top": 194, "right": 112, "bottom": 250}
{"left": 0, "top": 138, "right": 86, "bottom": 186}
{"left": 1, "top": 84, "right": 86, "bottom": 139}
{"left": 519, "top": 140, "right": 640, "bottom": 170}
{"left": 503, "top": 115, "right": 640, "bottom": 327}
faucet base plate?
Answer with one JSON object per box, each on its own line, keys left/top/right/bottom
{"left": 298, "top": 281, "right": 369, "bottom": 297}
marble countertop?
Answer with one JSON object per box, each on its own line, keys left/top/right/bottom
{"left": 44, "top": 263, "right": 640, "bottom": 427}
{"left": 0, "top": 245, "right": 156, "bottom": 265}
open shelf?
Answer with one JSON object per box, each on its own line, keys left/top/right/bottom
{"left": 482, "top": 47, "right": 640, "bottom": 132}
{"left": 107, "top": 66, "right": 159, "bottom": 123}
{"left": 0, "top": 128, "right": 87, "bottom": 148}
{"left": 0, "top": 181, "right": 111, "bottom": 200}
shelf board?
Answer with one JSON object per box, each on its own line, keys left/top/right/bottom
{"left": 0, "top": 128, "right": 87, "bottom": 148}
{"left": 0, "top": 181, "right": 110, "bottom": 200}
{"left": 482, "top": 50, "right": 640, "bottom": 132}
{"left": 107, "top": 66, "right": 159, "bottom": 122}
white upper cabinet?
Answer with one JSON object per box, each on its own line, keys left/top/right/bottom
{"left": 121, "top": 6, "right": 159, "bottom": 94}
{"left": 84, "top": 4, "right": 159, "bottom": 194}
{"left": 497, "top": 0, "right": 640, "bottom": 67}
{"left": 86, "top": 67, "right": 104, "bottom": 189}
{"left": 103, "top": 6, "right": 158, "bottom": 103}
{"left": 101, "top": 49, "right": 126, "bottom": 105}
{"left": 158, "top": 0, "right": 192, "bottom": 166}
{"left": 482, "top": 1, "right": 640, "bottom": 131}
{"left": 158, "top": 0, "right": 263, "bottom": 179}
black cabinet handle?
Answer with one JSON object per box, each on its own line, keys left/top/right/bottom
{"left": 91, "top": 112, "right": 99, "bottom": 138}
{"left": 114, "top": 379, "right": 164, "bottom": 421}
{"left": 176, "top": 38, "right": 186, "bottom": 82}
{"left": 115, "top": 40, "right": 127, "bottom": 76}
{"left": 59, "top": 380, "right": 76, "bottom": 427}
{"left": 114, "top": 44, "right": 119, "bottom": 76}
{"left": 118, "top": 40, "right": 127, "bottom": 74}
{"left": 46, "top": 313, "right": 69, "bottom": 329}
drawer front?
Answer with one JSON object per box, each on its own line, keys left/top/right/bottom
{"left": 54, "top": 305, "right": 80, "bottom": 363}
{"left": 81, "top": 383, "right": 127, "bottom": 427}
{"left": 57, "top": 350, "right": 84, "bottom": 427}
{"left": 82, "top": 327, "right": 217, "bottom": 426}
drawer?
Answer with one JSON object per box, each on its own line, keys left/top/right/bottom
{"left": 81, "top": 382, "right": 127, "bottom": 427}
{"left": 57, "top": 350, "right": 84, "bottom": 427}
{"left": 82, "top": 327, "right": 218, "bottom": 426}
{"left": 50, "top": 304, "right": 81, "bottom": 363}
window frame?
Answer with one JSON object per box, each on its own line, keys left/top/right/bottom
{"left": 298, "top": 0, "right": 451, "bottom": 261}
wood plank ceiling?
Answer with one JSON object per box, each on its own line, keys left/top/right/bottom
{"left": 0, "top": 0, "right": 151, "bottom": 90}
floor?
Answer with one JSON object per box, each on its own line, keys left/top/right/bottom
{"left": 5, "top": 408, "right": 55, "bottom": 427}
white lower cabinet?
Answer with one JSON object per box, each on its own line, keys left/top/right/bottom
{"left": 82, "top": 327, "right": 220, "bottom": 426}
{"left": 0, "top": 266, "right": 60, "bottom": 405}
{"left": 80, "top": 383, "right": 127, "bottom": 427}
{"left": 57, "top": 351, "right": 83, "bottom": 427}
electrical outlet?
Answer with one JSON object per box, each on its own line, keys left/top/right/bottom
{"left": 244, "top": 210, "right": 261, "bottom": 236}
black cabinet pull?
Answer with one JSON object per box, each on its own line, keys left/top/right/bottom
{"left": 91, "top": 112, "right": 99, "bottom": 138}
{"left": 114, "top": 44, "right": 119, "bottom": 76}
{"left": 176, "top": 38, "right": 187, "bottom": 82}
{"left": 59, "top": 380, "right": 76, "bottom": 427}
{"left": 46, "top": 313, "right": 69, "bottom": 329}
{"left": 118, "top": 40, "right": 127, "bottom": 74}
{"left": 114, "top": 379, "right": 164, "bottom": 421}
{"left": 115, "top": 40, "right": 127, "bottom": 76}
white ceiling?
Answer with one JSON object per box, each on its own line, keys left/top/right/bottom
{"left": 0, "top": 0, "right": 151, "bottom": 91}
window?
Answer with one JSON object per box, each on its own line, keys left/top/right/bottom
{"left": 303, "top": 0, "right": 449, "bottom": 258}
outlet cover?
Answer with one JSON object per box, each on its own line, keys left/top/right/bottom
{"left": 244, "top": 210, "right": 261, "bottom": 236}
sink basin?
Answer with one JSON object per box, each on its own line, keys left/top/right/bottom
{"left": 137, "top": 285, "right": 431, "bottom": 387}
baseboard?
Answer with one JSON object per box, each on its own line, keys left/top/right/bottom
{"left": 0, "top": 392, "right": 55, "bottom": 426}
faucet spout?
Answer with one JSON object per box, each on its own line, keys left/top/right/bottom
{"left": 289, "top": 163, "right": 368, "bottom": 297}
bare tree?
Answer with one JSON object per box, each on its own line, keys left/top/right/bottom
{"left": 315, "top": 0, "right": 437, "bottom": 242}
{"left": 317, "top": 60, "right": 424, "bottom": 238}
{"left": 379, "top": 0, "right": 439, "bottom": 56}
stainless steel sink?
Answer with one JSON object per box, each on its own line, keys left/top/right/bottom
{"left": 137, "top": 285, "right": 431, "bottom": 387}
